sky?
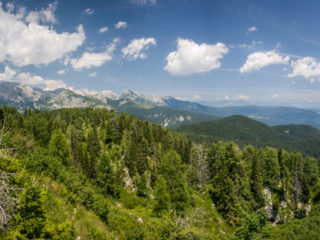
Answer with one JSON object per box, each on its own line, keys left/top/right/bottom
{"left": 0, "top": 0, "right": 320, "bottom": 108}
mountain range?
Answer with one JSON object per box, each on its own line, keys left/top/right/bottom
{"left": 1, "top": 81, "right": 320, "bottom": 129}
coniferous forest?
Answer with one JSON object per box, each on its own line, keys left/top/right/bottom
{"left": 0, "top": 106, "right": 320, "bottom": 239}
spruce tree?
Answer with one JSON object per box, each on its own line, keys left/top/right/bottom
{"left": 153, "top": 175, "right": 171, "bottom": 216}
{"left": 49, "top": 129, "right": 72, "bottom": 166}
{"left": 87, "top": 128, "right": 100, "bottom": 178}
{"left": 137, "top": 174, "right": 148, "bottom": 197}
{"left": 250, "top": 148, "right": 264, "bottom": 208}
{"left": 158, "top": 150, "right": 189, "bottom": 212}
{"left": 96, "top": 152, "right": 116, "bottom": 197}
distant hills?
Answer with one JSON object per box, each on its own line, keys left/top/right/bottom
{"left": 174, "top": 115, "right": 320, "bottom": 158}
{"left": 1, "top": 81, "right": 320, "bottom": 129}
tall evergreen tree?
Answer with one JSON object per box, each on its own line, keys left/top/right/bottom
{"left": 209, "top": 143, "right": 238, "bottom": 225}
{"left": 153, "top": 175, "right": 171, "bottom": 215}
{"left": 49, "top": 129, "right": 72, "bottom": 166}
{"left": 87, "top": 128, "right": 101, "bottom": 178}
{"left": 96, "top": 152, "right": 117, "bottom": 197}
{"left": 261, "top": 147, "right": 280, "bottom": 190}
{"left": 158, "top": 150, "right": 189, "bottom": 212}
{"left": 250, "top": 148, "right": 264, "bottom": 208}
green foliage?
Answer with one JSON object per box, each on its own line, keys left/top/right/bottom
{"left": 208, "top": 143, "right": 239, "bottom": 225}
{"left": 158, "top": 150, "right": 189, "bottom": 212}
{"left": 96, "top": 152, "right": 118, "bottom": 198}
{"left": 137, "top": 173, "right": 148, "bottom": 197}
{"left": 269, "top": 204, "right": 320, "bottom": 240}
{"left": 249, "top": 148, "right": 264, "bottom": 208}
{"left": 49, "top": 129, "right": 72, "bottom": 166}
{"left": 174, "top": 115, "right": 320, "bottom": 158}
{"left": 1, "top": 107, "right": 320, "bottom": 239}
{"left": 233, "top": 209, "right": 271, "bottom": 240}
{"left": 153, "top": 175, "right": 171, "bottom": 215}
{"left": 260, "top": 147, "right": 280, "bottom": 190}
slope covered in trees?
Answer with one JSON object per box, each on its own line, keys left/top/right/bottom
{"left": 174, "top": 115, "right": 320, "bottom": 158}
{"left": 0, "top": 106, "right": 319, "bottom": 239}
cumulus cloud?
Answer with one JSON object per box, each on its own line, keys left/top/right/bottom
{"left": 84, "top": 8, "right": 94, "bottom": 15}
{"left": 115, "top": 21, "right": 127, "bottom": 29}
{"left": 240, "top": 50, "right": 289, "bottom": 73}
{"left": 26, "top": 2, "right": 57, "bottom": 24}
{"left": 122, "top": 37, "right": 156, "bottom": 60}
{"left": 0, "top": 3, "right": 85, "bottom": 67}
{"left": 247, "top": 26, "right": 258, "bottom": 34}
{"left": 99, "top": 26, "right": 108, "bottom": 33}
{"left": 131, "top": 0, "right": 157, "bottom": 4}
{"left": 164, "top": 38, "right": 228, "bottom": 76}
{"left": 0, "top": 66, "right": 67, "bottom": 90}
{"left": 68, "top": 38, "right": 119, "bottom": 70}
{"left": 288, "top": 57, "right": 320, "bottom": 82}
{"left": 0, "top": 66, "right": 16, "bottom": 81}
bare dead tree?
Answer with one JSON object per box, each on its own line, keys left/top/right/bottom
{"left": 0, "top": 117, "right": 20, "bottom": 232}
{"left": 0, "top": 116, "right": 7, "bottom": 147}
{"left": 0, "top": 172, "right": 18, "bottom": 231}
{"left": 196, "top": 144, "right": 209, "bottom": 190}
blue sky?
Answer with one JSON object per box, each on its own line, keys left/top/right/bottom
{"left": 0, "top": 0, "right": 320, "bottom": 107}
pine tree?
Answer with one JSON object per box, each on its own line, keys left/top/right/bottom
{"left": 15, "top": 186, "right": 47, "bottom": 239}
{"left": 105, "top": 122, "right": 113, "bottom": 145}
{"left": 49, "top": 129, "right": 72, "bottom": 166}
{"left": 153, "top": 175, "right": 171, "bottom": 215}
{"left": 96, "top": 152, "right": 116, "bottom": 197}
{"left": 209, "top": 143, "right": 238, "bottom": 225}
{"left": 137, "top": 174, "right": 148, "bottom": 197}
{"left": 87, "top": 128, "right": 101, "bottom": 178}
{"left": 261, "top": 147, "right": 280, "bottom": 190}
{"left": 158, "top": 150, "right": 189, "bottom": 212}
{"left": 250, "top": 148, "right": 264, "bottom": 208}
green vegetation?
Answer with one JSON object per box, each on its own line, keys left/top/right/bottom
{"left": 174, "top": 115, "right": 320, "bottom": 158}
{"left": 0, "top": 106, "right": 319, "bottom": 239}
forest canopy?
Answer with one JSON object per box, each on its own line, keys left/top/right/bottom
{"left": 0, "top": 106, "right": 319, "bottom": 239}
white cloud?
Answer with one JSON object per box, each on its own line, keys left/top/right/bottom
{"left": 115, "top": 21, "right": 127, "bottom": 29}
{"left": 84, "top": 8, "right": 94, "bottom": 15}
{"left": 43, "top": 80, "right": 67, "bottom": 90}
{"left": 88, "top": 72, "right": 97, "bottom": 77}
{"left": 122, "top": 37, "right": 156, "bottom": 60}
{"left": 0, "top": 66, "right": 66, "bottom": 90}
{"left": 237, "top": 94, "right": 250, "bottom": 100}
{"left": 0, "top": 3, "right": 85, "bottom": 67}
{"left": 99, "top": 26, "right": 109, "bottom": 33}
{"left": 164, "top": 38, "right": 228, "bottom": 76}
{"left": 240, "top": 50, "right": 289, "bottom": 73}
{"left": 131, "top": 0, "right": 157, "bottom": 4}
{"left": 193, "top": 94, "right": 202, "bottom": 101}
{"left": 237, "top": 40, "right": 262, "bottom": 49}
{"left": 0, "top": 66, "right": 16, "bottom": 81}
{"left": 288, "top": 57, "right": 320, "bottom": 82}
{"left": 57, "top": 70, "right": 66, "bottom": 75}
{"left": 247, "top": 26, "right": 258, "bottom": 33}
{"left": 68, "top": 38, "right": 119, "bottom": 70}
{"left": 272, "top": 93, "right": 278, "bottom": 98}
{"left": 26, "top": 2, "right": 57, "bottom": 24}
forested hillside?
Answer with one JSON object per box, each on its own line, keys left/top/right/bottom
{"left": 174, "top": 115, "right": 320, "bottom": 158}
{"left": 0, "top": 107, "right": 319, "bottom": 239}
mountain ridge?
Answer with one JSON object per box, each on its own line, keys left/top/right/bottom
{"left": 1, "top": 81, "right": 320, "bottom": 129}
{"left": 174, "top": 115, "right": 320, "bottom": 158}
